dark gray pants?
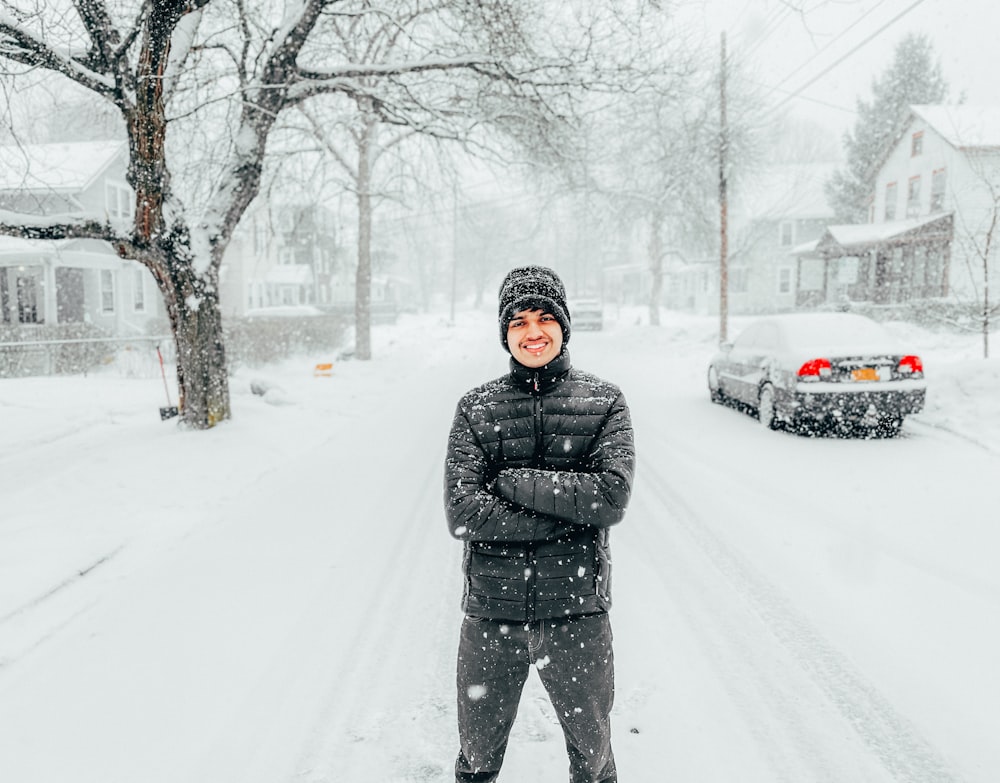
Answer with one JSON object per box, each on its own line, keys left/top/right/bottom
{"left": 455, "top": 613, "right": 616, "bottom": 783}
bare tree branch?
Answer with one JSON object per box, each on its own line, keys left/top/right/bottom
{"left": 71, "top": 0, "right": 119, "bottom": 72}
{"left": 0, "top": 11, "right": 118, "bottom": 99}
{"left": 0, "top": 208, "right": 121, "bottom": 243}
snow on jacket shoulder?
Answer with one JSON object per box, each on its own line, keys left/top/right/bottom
{"left": 444, "top": 351, "right": 635, "bottom": 622}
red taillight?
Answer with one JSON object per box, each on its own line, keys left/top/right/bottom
{"left": 797, "top": 358, "right": 832, "bottom": 380}
{"left": 898, "top": 355, "right": 924, "bottom": 377}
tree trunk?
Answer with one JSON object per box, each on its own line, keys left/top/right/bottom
{"left": 174, "top": 291, "right": 230, "bottom": 428}
{"left": 355, "top": 122, "right": 374, "bottom": 360}
{"left": 647, "top": 213, "right": 664, "bottom": 327}
{"left": 984, "top": 263, "right": 990, "bottom": 359}
{"left": 150, "top": 254, "right": 231, "bottom": 429}
{"left": 122, "top": 9, "right": 229, "bottom": 427}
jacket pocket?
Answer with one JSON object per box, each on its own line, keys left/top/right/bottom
{"left": 595, "top": 535, "right": 612, "bottom": 604}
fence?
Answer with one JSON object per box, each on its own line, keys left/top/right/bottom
{"left": 0, "top": 334, "right": 174, "bottom": 378}
{"left": 0, "top": 313, "right": 349, "bottom": 378}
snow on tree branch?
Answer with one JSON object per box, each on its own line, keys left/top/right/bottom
{"left": 72, "top": 0, "right": 120, "bottom": 72}
{"left": 0, "top": 208, "right": 122, "bottom": 244}
{"left": 163, "top": 6, "right": 205, "bottom": 102}
{"left": 0, "top": 11, "right": 117, "bottom": 97}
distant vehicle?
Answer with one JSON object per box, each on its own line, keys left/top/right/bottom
{"left": 707, "top": 312, "right": 926, "bottom": 437}
{"left": 570, "top": 298, "right": 604, "bottom": 330}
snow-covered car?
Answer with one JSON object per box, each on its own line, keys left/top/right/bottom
{"left": 570, "top": 298, "right": 604, "bottom": 330}
{"left": 707, "top": 312, "right": 926, "bottom": 436}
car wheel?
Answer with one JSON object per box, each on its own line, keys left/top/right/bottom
{"left": 757, "top": 384, "right": 781, "bottom": 430}
{"left": 708, "top": 366, "right": 724, "bottom": 404}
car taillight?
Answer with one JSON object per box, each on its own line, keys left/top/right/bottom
{"left": 898, "top": 355, "right": 924, "bottom": 377}
{"left": 797, "top": 358, "right": 832, "bottom": 381}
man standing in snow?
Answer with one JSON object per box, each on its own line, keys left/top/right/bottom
{"left": 444, "top": 265, "right": 635, "bottom": 783}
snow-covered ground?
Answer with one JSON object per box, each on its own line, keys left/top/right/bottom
{"left": 0, "top": 307, "right": 998, "bottom": 782}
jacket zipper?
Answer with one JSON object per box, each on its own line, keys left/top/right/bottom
{"left": 526, "top": 375, "right": 543, "bottom": 622}
{"left": 532, "top": 379, "right": 543, "bottom": 463}
{"left": 525, "top": 544, "right": 537, "bottom": 623}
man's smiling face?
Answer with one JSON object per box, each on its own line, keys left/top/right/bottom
{"left": 506, "top": 308, "right": 564, "bottom": 368}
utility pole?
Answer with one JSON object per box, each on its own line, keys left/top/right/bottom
{"left": 718, "top": 31, "right": 729, "bottom": 343}
{"left": 450, "top": 178, "right": 458, "bottom": 325}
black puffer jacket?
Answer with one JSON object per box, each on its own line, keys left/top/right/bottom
{"left": 445, "top": 350, "right": 635, "bottom": 622}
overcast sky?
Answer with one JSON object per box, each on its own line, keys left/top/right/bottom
{"left": 678, "top": 0, "right": 999, "bottom": 135}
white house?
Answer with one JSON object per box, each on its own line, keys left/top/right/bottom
{"left": 796, "top": 105, "right": 1000, "bottom": 307}
{"left": 666, "top": 163, "right": 837, "bottom": 315}
{"left": 220, "top": 202, "right": 340, "bottom": 318}
{"left": 0, "top": 141, "right": 164, "bottom": 333}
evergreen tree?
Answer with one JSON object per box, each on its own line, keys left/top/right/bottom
{"left": 826, "top": 33, "right": 948, "bottom": 223}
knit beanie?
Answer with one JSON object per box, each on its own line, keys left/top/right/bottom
{"left": 498, "top": 265, "right": 571, "bottom": 351}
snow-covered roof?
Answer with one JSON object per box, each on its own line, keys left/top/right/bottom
{"left": 790, "top": 238, "right": 820, "bottom": 255}
{"left": 0, "top": 235, "right": 124, "bottom": 269}
{"left": 0, "top": 141, "right": 127, "bottom": 192}
{"left": 828, "top": 213, "right": 949, "bottom": 246}
{"left": 800, "top": 213, "right": 953, "bottom": 257}
{"left": 911, "top": 104, "right": 1000, "bottom": 149}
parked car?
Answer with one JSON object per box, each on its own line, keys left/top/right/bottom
{"left": 707, "top": 312, "right": 926, "bottom": 436}
{"left": 570, "top": 298, "right": 604, "bottom": 330}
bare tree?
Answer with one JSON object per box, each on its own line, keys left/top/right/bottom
{"left": 586, "top": 42, "right": 761, "bottom": 326}
{"left": 1, "top": 0, "right": 634, "bottom": 427}
{"left": 954, "top": 158, "right": 1000, "bottom": 358}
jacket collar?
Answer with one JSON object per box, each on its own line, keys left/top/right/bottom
{"left": 509, "top": 349, "right": 572, "bottom": 394}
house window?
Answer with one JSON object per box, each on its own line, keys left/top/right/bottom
{"left": 105, "top": 181, "right": 134, "bottom": 220}
{"left": 729, "top": 267, "right": 749, "bottom": 294}
{"left": 911, "top": 131, "right": 924, "bottom": 157}
{"left": 253, "top": 221, "right": 269, "bottom": 255}
{"left": 838, "top": 256, "right": 859, "bottom": 284}
{"left": 16, "top": 275, "right": 38, "bottom": 323}
{"left": 907, "top": 176, "right": 921, "bottom": 218}
{"left": 133, "top": 268, "right": 146, "bottom": 312}
{"left": 884, "top": 182, "right": 898, "bottom": 220}
{"left": 778, "top": 221, "right": 794, "bottom": 247}
{"left": 777, "top": 267, "right": 792, "bottom": 294}
{"left": 100, "top": 270, "right": 115, "bottom": 313}
{"left": 931, "top": 168, "right": 946, "bottom": 212}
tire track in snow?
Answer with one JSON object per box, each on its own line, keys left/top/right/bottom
{"left": 637, "top": 446, "right": 966, "bottom": 783}
{"left": 287, "top": 398, "right": 465, "bottom": 782}
{"left": 646, "top": 404, "right": 999, "bottom": 606}
{"left": 0, "top": 548, "right": 126, "bottom": 674}
{"left": 907, "top": 416, "right": 1000, "bottom": 457}
{"left": 0, "top": 547, "right": 121, "bottom": 627}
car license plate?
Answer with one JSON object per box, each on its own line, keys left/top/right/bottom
{"left": 852, "top": 367, "right": 879, "bottom": 381}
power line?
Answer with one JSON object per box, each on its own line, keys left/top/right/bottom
{"left": 768, "top": 0, "right": 928, "bottom": 114}
{"left": 765, "top": 0, "right": 891, "bottom": 96}
{"left": 741, "top": 77, "right": 857, "bottom": 116}
{"left": 740, "top": 1, "right": 801, "bottom": 59}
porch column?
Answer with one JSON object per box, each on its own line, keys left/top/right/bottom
{"left": 0, "top": 268, "right": 11, "bottom": 323}
{"left": 43, "top": 258, "right": 58, "bottom": 325}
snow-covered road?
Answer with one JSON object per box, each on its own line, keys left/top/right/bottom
{"left": 0, "top": 309, "right": 997, "bottom": 782}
